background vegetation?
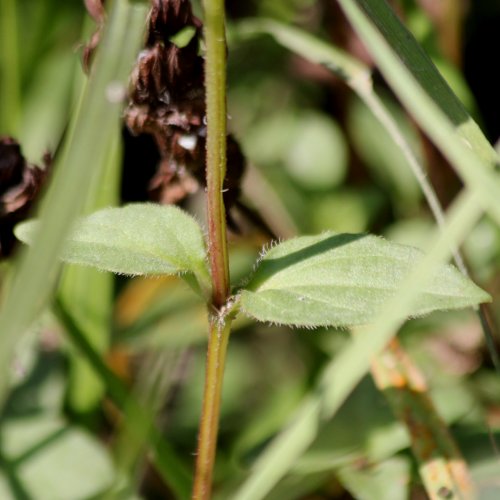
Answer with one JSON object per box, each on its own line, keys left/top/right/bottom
{"left": 0, "top": 0, "right": 499, "bottom": 498}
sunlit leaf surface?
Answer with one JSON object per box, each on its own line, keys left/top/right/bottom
{"left": 240, "top": 232, "right": 490, "bottom": 327}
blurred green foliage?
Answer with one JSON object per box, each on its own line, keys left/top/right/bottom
{"left": 0, "top": 0, "right": 499, "bottom": 498}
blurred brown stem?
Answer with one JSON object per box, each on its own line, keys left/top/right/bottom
{"left": 371, "top": 339, "right": 475, "bottom": 499}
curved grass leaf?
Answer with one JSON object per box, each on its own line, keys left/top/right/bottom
{"left": 239, "top": 232, "right": 490, "bottom": 328}
{"left": 16, "top": 203, "right": 211, "bottom": 297}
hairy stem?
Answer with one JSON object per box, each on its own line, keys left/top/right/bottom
{"left": 203, "top": 0, "right": 229, "bottom": 308}
{"left": 193, "top": 319, "right": 231, "bottom": 499}
{"left": 193, "top": 0, "right": 231, "bottom": 498}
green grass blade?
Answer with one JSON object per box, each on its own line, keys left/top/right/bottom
{"left": 61, "top": 129, "right": 122, "bottom": 414}
{"left": 0, "top": 0, "right": 147, "bottom": 403}
{"left": 0, "top": 0, "right": 21, "bottom": 134}
{"left": 54, "top": 298, "right": 192, "bottom": 499}
{"left": 336, "top": 0, "right": 500, "bottom": 223}
{"left": 233, "top": 19, "right": 369, "bottom": 85}
{"left": 232, "top": 19, "right": 466, "bottom": 273}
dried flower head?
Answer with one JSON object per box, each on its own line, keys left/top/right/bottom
{"left": 86, "top": 0, "right": 251, "bottom": 230}
{"left": 148, "top": 0, "right": 202, "bottom": 44}
{"left": 124, "top": 0, "right": 245, "bottom": 212}
{"left": 0, "top": 137, "right": 50, "bottom": 257}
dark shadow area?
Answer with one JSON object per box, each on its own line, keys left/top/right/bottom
{"left": 464, "top": 2, "right": 500, "bottom": 142}
{"left": 0, "top": 447, "right": 34, "bottom": 500}
{"left": 1, "top": 351, "right": 64, "bottom": 420}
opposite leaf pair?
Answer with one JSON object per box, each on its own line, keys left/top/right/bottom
{"left": 15, "top": 203, "right": 490, "bottom": 328}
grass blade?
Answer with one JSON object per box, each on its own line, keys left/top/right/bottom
{"left": 233, "top": 19, "right": 466, "bottom": 273}
{"left": 336, "top": 0, "right": 500, "bottom": 223}
{"left": 0, "top": 0, "right": 147, "bottom": 403}
{"left": 54, "top": 297, "right": 192, "bottom": 499}
{"left": 61, "top": 129, "right": 121, "bottom": 414}
{"left": 0, "top": 0, "right": 21, "bottom": 134}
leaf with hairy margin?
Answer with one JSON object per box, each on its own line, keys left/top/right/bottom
{"left": 15, "top": 204, "right": 211, "bottom": 296}
{"left": 239, "top": 232, "right": 490, "bottom": 328}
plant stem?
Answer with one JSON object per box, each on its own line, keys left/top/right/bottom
{"left": 193, "top": 319, "right": 231, "bottom": 499}
{"left": 203, "top": 0, "right": 229, "bottom": 308}
{"left": 371, "top": 339, "right": 474, "bottom": 499}
{"left": 193, "top": 0, "right": 231, "bottom": 498}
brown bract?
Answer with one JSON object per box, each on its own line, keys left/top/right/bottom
{"left": 83, "top": 0, "right": 245, "bottom": 225}
{"left": 82, "top": 0, "right": 106, "bottom": 72}
{"left": 84, "top": 0, "right": 106, "bottom": 23}
{"left": 148, "top": 0, "right": 202, "bottom": 44}
{"left": 0, "top": 137, "right": 50, "bottom": 257}
{"left": 125, "top": 0, "right": 243, "bottom": 214}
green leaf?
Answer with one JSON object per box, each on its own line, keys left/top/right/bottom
{"left": 16, "top": 204, "right": 211, "bottom": 296}
{"left": 0, "top": 415, "right": 114, "bottom": 500}
{"left": 347, "top": 94, "right": 422, "bottom": 213}
{"left": 338, "top": 457, "right": 410, "bottom": 500}
{"left": 285, "top": 111, "right": 347, "bottom": 190}
{"left": 0, "top": 0, "right": 149, "bottom": 405}
{"left": 239, "top": 232, "right": 490, "bottom": 327}
{"left": 61, "top": 123, "right": 122, "bottom": 415}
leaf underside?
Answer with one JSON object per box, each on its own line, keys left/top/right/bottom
{"left": 239, "top": 232, "right": 490, "bottom": 328}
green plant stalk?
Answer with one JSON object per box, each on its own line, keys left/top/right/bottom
{"left": 54, "top": 297, "right": 192, "bottom": 499}
{"left": 204, "top": 0, "right": 230, "bottom": 308}
{"left": 193, "top": 0, "right": 232, "bottom": 498}
{"left": 0, "top": 0, "right": 20, "bottom": 134}
{"left": 371, "top": 339, "right": 474, "bottom": 500}
{"left": 193, "top": 319, "right": 231, "bottom": 499}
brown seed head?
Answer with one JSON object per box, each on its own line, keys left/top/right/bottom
{"left": 0, "top": 137, "right": 50, "bottom": 257}
{"left": 148, "top": 0, "right": 202, "bottom": 45}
